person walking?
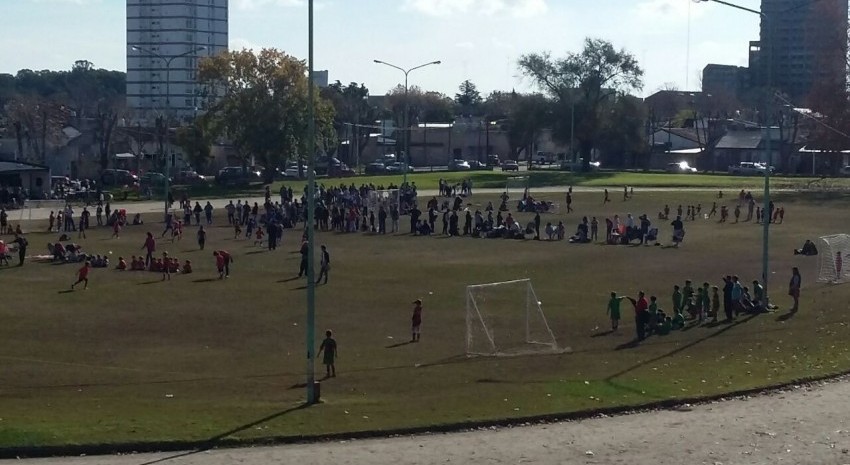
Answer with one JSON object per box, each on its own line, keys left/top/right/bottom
{"left": 297, "top": 239, "right": 308, "bottom": 278}
{"left": 71, "top": 260, "right": 91, "bottom": 290}
{"left": 197, "top": 225, "right": 206, "bottom": 250}
{"left": 317, "top": 245, "right": 330, "bottom": 285}
{"left": 566, "top": 192, "right": 573, "bottom": 213}
{"left": 142, "top": 232, "right": 156, "bottom": 268}
{"left": 534, "top": 212, "right": 541, "bottom": 240}
{"left": 11, "top": 233, "right": 27, "bottom": 266}
{"left": 213, "top": 250, "right": 232, "bottom": 278}
{"left": 789, "top": 267, "right": 802, "bottom": 312}
{"left": 317, "top": 330, "right": 337, "bottom": 378}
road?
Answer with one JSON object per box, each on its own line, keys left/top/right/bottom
{"left": 15, "top": 378, "right": 850, "bottom": 465}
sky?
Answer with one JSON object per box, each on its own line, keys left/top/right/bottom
{"left": 1, "top": 0, "right": 763, "bottom": 98}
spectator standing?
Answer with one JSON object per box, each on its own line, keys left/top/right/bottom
{"left": 142, "top": 232, "right": 156, "bottom": 267}
{"left": 317, "top": 330, "right": 337, "bottom": 378}
{"left": 789, "top": 267, "right": 802, "bottom": 312}
{"left": 317, "top": 245, "right": 330, "bottom": 284}
{"left": 12, "top": 233, "right": 27, "bottom": 266}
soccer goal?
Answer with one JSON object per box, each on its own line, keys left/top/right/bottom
{"left": 19, "top": 199, "right": 68, "bottom": 222}
{"left": 818, "top": 234, "right": 850, "bottom": 283}
{"left": 466, "top": 279, "right": 561, "bottom": 356}
{"left": 367, "top": 189, "right": 400, "bottom": 214}
{"left": 505, "top": 176, "right": 529, "bottom": 197}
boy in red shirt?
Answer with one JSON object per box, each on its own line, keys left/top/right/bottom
{"left": 71, "top": 261, "right": 91, "bottom": 290}
{"left": 213, "top": 250, "right": 232, "bottom": 278}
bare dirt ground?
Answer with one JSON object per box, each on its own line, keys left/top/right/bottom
{"left": 15, "top": 378, "right": 850, "bottom": 465}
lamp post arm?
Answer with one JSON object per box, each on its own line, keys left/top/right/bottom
{"left": 699, "top": 0, "right": 764, "bottom": 16}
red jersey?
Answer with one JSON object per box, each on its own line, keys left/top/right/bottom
{"left": 143, "top": 237, "right": 156, "bottom": 252}
{"left": 635, "top": 297, "right": 648, "bottom": 314}
{"left": 78, "top": 265, "right": 90, "bottom": 279}
{"left": 218, "top": 250, "right": 231, "bottom": 261}
{"left": 215, "top": 255, "right": 225, "bottom": 269}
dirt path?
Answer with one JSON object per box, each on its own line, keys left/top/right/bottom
{"left": 15, "top": 379, "right": 850, "bottom": 465}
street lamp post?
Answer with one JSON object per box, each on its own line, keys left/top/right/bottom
{"left": 305, "top": 0, "right": 319, "bottom": 405}
{"left": 693, "top": 0, "right": 772, "bottom": 306}
{"left": 373, "top": 59, "right": 441, "bottom": 185}
{"left": 130, "top": 45, "right": 206, "bottom": 218}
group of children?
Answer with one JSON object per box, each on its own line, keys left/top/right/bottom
{"left": 115, "top": 254, "right": 192, "bottom": 275}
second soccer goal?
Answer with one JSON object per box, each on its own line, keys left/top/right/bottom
{"left": 465, "top": 279, "right": 561, "bottom": 356}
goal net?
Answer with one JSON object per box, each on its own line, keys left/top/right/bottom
{"left": 19, "top": 199, "right": 68, "bottom": 222}
{"left": 466, "top": 279, "right": 561, "bottom": 356}
{"left": 818, "top": 234, "right": 850, "bottom": 283}
{"left": 505, "top": 176, "right": 529, "bottom": 198}
{"left": 367, "top": 189, "right": 400, "bottom": 215}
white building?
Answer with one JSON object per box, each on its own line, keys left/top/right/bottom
{"left": 126, "top": 0, "right": 228, "bottom": 123}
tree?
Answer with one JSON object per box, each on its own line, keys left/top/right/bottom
{"left": 175, "top": 119, "right": 214, "bottom": 172}
{"left": 518, "top": 38, "right": 644, "bottom": 169}
{"left": 94, "top": 98, "right": 121, "bottom": 172}
{"left": 597, "top": 95, "right": 647, "bottom": 168}
{"left": 198, "top": 48, "right": 336, "bottom": 183}
{"left": 322, "top": 81, "right": 379, "bottom": 165}
{"left": 455, "top": 80, "right": 482, "bottom": 116}
{"left": 5, "top": 95, "right": 70, "bottom": 163}
{"left": 502, "top": 93, "right": 552, "bottom": 161}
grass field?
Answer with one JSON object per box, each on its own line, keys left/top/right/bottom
{"left": 171, "top": 170, "right": 850, "bottom": 201}
{"left": 1, "top": 189, "right": 850, "bottom": 449}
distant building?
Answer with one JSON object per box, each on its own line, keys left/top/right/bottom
{"left": 702, "top": 64, "right": 747, "bottom": 98}
{"left": 312, "top": 70, "right": 329, "bottom": 88}
{"left": 753, "top": 0, "right": 849, "bottom": 102}
{"left": 126, "top": 0, "right": 229, "bottom": 123}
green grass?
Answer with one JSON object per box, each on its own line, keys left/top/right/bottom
{"left": 1, "top": 190, "right": 850, "bottom": 448}
{"left": 166, "top": 171, "right": 850, "bottom": 200}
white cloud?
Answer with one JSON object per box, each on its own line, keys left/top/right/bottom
{"left": 229, "top": 37, "right": 263, "bottom": 51}
{"left": 633, "top": 0, "right": 708, "bottom": 23}
{"left": 404, "top": 0, "right": 547, "bottom": 18}
{"left": 455, "top": 41, "right": 476, "bottom": 50}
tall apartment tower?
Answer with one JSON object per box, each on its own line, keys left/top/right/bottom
{"left": 754, "top": 0, "right": 848, "bottom": 102}
{"left": 126, "top": 0, "right": 228, "bottom": 123}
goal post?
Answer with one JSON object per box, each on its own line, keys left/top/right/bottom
{"left": 465, "top": 278, "right": 561, "bottom": 356}
{"left": 367, "top": 189, "right": 400, "bottom": 215}
{"left": 505, "top": 176, "right": 529, "bottom": 198}
{"left": 818, "top": 234, "right": 850, "bottom": 283}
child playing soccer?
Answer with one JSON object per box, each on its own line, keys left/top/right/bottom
{"left": 411, "top": 299, "right": 423, "bottom": 342}
{"left": 233, "top": 222, "right": 242, "bottom": 239}
{"left": 317, "top": 330, "right": 337, "bottom": 378}
{"left": 213, "top": 250, "right": 232, "bottom": 278}
{"left": 254, "top": 227, "right": 265, "bottom": 246}
{"left": 71, "top": 261, "right": 91, "bottom": 290}
{"left": 607, "top": 292, "right": 624, "bottom": 331}
{"left": 161, "top": 251, "right": 171, "bottom": 281}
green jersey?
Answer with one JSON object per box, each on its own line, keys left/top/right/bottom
{"left": 648, "top": 302, "right": 658, "bottom": 315}
{"left": 607, "top": 297, "right": 622, "bottom": 319}
{"left": 672, "top": 290, "right": 682, "bottom": 312}
{"left": 672, "top": 313, "right": 685, "bottom": 329}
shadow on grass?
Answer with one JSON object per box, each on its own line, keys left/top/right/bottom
{"left": 277, "top": 276, "right": 300, "bottom": 283}
{"left": 137, "top": 403, "right": 310, "bottom": 465}
{"left": 603, "top": 315, "right": 757, "bottom": 399}
{"left": 137, "top": 280, "right": 162, "bottom": 285}
{"left": 192, "top": 278, "right": 218, "bottom": 283}
{"left": 776, "top": 311, "right": 797, "bottom": 321}
{"left": 385, "top": 341, "right": 414, "bottom": 349}
{"left": 590, "top": 330, "right": 615, "bottom": 338}
{"left": 56, "top": 290, "right": 74, "bottom": 294}
{"left": 245, "top": 250, "right": 266, "bottom": 255}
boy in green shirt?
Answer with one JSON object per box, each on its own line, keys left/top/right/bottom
{"left": 672, "top": 285, "right": 683, "bottom": 314}
{"left": 659, "top": 315, "right": 672, "bottom": 335}
{"left": 701, "top": 282, "right": 711, "bottom": 322}
{"left": 648, "top": 295, "right": 659, "bottom": 334}
{"left": 607, "top": 292, "right": 624, "bottom": 331}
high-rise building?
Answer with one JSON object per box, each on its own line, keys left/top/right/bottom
{"left": 126, "top": 0, "right": 228, "bottom": 123}
{"left": 753, "top": 0, "right": 848, "bottom": 102}
{"left": 702, "top": 64, "right": 748, "bottom": 98}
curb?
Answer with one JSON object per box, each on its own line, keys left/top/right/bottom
{"left": 1, "top": 370, "right": 848, "bottom": 460}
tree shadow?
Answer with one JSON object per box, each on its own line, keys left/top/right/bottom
{"left": 136, "top": 403, "right": 311, "bottom": 465}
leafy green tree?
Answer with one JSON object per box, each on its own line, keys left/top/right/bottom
{"left": 455, "top": 80, "right": 482, "bottom": 116}
{"left": 198, "top": 48, "right": 336, "bottom": 183}
{"left": 518, "top": 38, "right": 643, "bottom": 169}
{"left": 502, "top": 93, "right": 552, "bottom": 161}
{"left": 175, "top": 119, "right": 214, "bottom": 172}
{"left": 322, "top": 81, "right": 378, "bottom": 164}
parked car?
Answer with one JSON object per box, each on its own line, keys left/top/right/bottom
{"left": 486, "top": 154, "right": 501, "bottom": 166}
{"left": 365, "top": 162, "right": 387, "bottom": 174}
{"left": 449, "top": 159, "right": 471, "bottom": 171}
{"left": 174, "top": 170, "right": 210, "bottom": 185}
{"left": 501, "top": 160, "right": 519, "bottom": 172}
{"left": 328, "top": 163, "right": 355, "bottom": 177}
{"left": 468, "top": 160, "right": 488, "bottom": 170}
{"left": 101, "top": 169, "right": 138, "bottom": 187}
{"left": 728, "top": 162, "right": 774, "bottom": 176}
{"left": 139, "top": 172, "right": 170, "bottom": 186}
{"left": 216, "top": 166, "right": 261, "bottom": 186}
{"left": 666, "top": 161, "right": 698, "bottom": 174}
{"left": 385, "top": 162, "right": 412, "bottom": 173}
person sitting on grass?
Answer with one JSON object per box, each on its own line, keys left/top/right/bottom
{"left": 132, "top": 213, "right": 144, "bottom": 225}
{"left": 182, "top": 260, "right": 193, "bottom": 274}
{"left": 671, "top": 309, "right": 686, "bottom": 330}
{"left": 659, "top": 315, "right": 672, "bottom": 335}
{"left": 545, "top": 222, "right": 555, "bottom": 241}
{"left": 116, "top": 257, "right": 127, "bottom": 270}
{"left": 794, "top": 239, "right": 818, "bottom": 256}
